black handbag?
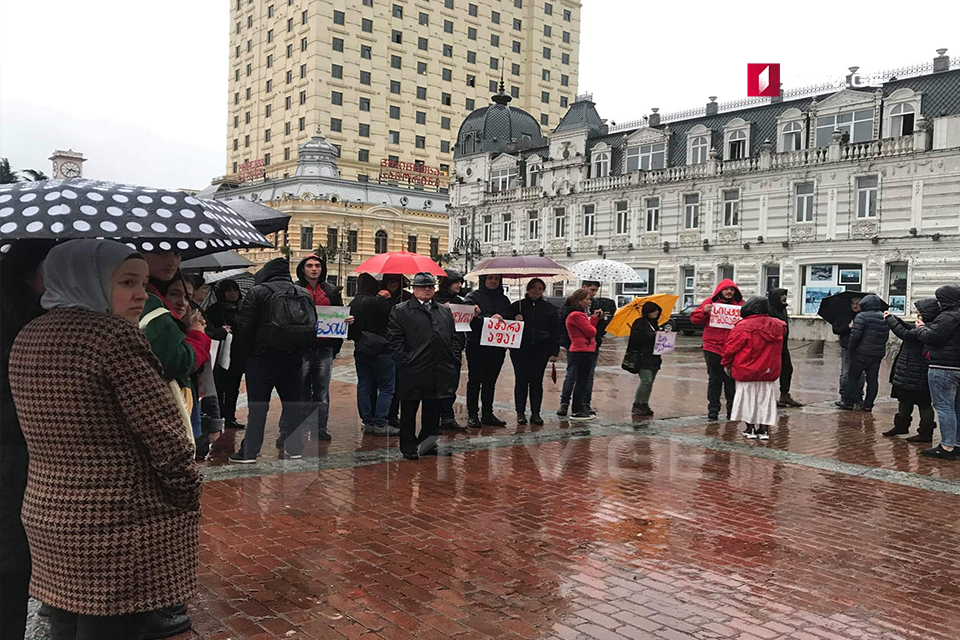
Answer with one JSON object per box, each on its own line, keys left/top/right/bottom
{"left": 621, "top": 350, "right": 640, "bottom": 374}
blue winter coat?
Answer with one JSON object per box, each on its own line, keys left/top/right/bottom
{"left": 848, "top": 294, "right": 889, "bottom": 362}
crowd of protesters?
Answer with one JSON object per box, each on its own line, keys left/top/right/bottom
{"left": 2, "top": 238, "right": 960, "bottom": 638}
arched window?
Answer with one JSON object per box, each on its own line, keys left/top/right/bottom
{"left": 375, "top": 230, "right": 388, "bottom": 254}
{"left": 890, "top": 102, "right": 915, "bottom": 136}
{"left": 690, "top": 136, "right": 709, "bottom": 164}
{"left": 592, "top": 151, "right": 609, "bottom": 178}
{"left": 527, "top": 163, "right": 541, "bottom": 187}
{"left": 727, "top": 129, "right": 747, "bottom": 160}
{"left": 782, "top": 121, "right": 803, "bottom": 151}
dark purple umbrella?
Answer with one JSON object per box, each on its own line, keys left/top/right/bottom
{"left": 465, "top": 256, "right": 575, "bottom": 282}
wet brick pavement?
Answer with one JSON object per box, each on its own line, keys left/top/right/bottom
{"left": 25, "top": 337, "right": 960, "bottom": 639}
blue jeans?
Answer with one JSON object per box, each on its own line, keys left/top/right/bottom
{"left": 300, "top": 345, "right": 334, "bottom": 435}
{"left": 928, "top": 368, "right": 960, "bottom": 448}
{"left": 240, "top": 351, "right": 305, "bottom": 458}
{"left": 839, "top": 347, "right": 864, "bottom": 403}
{"left": 561, "top": 349, "right": 598, "bottom": 408}
{"left": 355, "top": 353, "right": 396, "bottom": 427}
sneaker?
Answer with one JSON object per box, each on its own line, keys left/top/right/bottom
{"left": 517, "top": 413, "right": 527, "bottom": 425}
{"left": 142, "top": 608, "right": 192, "bottom": 640}
{"left": 586, "top": 406, "right": 597, "bottom": 416}
{"left": 570, "top": 411, "right": 595, "bottom": 421}
{"left": 920, "top": 445, "right": 958, "bottom": 460}
{"left": 229, "top": 452, "right": 257, "bottom": 464}
{"left": 281, "top": 451, "right": 302, "bottom": 460}
{"left": 708, "top": 412, "right": 720, "bottom": 421}
{"left": 756, "top": 428, "right": 770, "bottom": 441}
{"left": 386, "top": 425, "right": 400, "bottom": 436}
{"left": 362, "top": 423, "right": 383, "bottom": 435}
{"left": 742, "top": 425, "right": 756, "bottom": 439}
{"left": 906, "top": 433, "right": 934, "bottom": 443}
{"left": 530, "top": 413, "right": 544, "bottom": 425}
{"left": 556, "top": 404, "right": 569, "bottom": 417}
{"left": 401, "top": 448, "right": 420, "bottom": 461}
{"left": 466, "top": 414, "right": 482, "bottom": 428}
{"left": 481, "top": 414, "right": 507, "bottom": 427}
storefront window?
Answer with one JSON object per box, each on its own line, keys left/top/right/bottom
{"left": 801, "top": 263, "right": 862, "bottom": 314}
{"left": 887, "top": 262, "right": 908, "bottom": 315}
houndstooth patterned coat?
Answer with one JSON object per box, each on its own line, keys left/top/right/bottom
{"left": 9, "top": 308, "right": 202, "bottom": 616}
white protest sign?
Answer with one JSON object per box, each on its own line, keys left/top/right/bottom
{"left": 316, "top": 306, "right": 350, "bottom": 338}
{"left": 653, "top": 331, "right": 677, "bottom": 355}
{"left": 480, "top": 317, "right": 525, "bottom": 349}
{"left": 708, "top": 303, "right": 741, "bottom": 330}
{"left": 449, "top": 304, "right": 475, "bottom": 332}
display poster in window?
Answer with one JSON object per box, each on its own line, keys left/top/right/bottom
{"left": 708, "top": 303, "right": 742, "bottom": 330}
{"left": 888, "top": 296, "right": 906, "bottom": 316}
{"left": 803, "top": 287, "right": 844, "bottom": 315}
{"left": 449, "top": 304, "right": 475, "bottom": 332}
{"left": 809, "top": 265, "right": 834, "bottom": 282}
{"left": 480, "top": 317, "right": 525, "bottom": 349}
{"left": 839, "top": 269, "right": 862, "bottom": 285}
{"left": 653, "top": 331, "right": 678, "bottom": 355}
{"left": 315, "top": 306, "right": 350, "bottom": 338}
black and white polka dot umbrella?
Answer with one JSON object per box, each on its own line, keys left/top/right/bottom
{"left": 0, "top": 178, "right": 273, "bottom": 258}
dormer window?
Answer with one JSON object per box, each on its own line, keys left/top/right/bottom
{"left": 690, "top": 136, "right": 709, "bottom": 164}
{"left": 816, "top": 110, "right": 873, "bottom": 146}
{"left": 727, "top": 130, "right": 747, "bottom": 160}
{"left": 626, "top": 143, "right": 665, "bottom": 172}
{"left": 782, "top": 121, "right": 804, "bottom": 151}
{"left": 527, "top": 161, "right": 541, "bottom": 187}
{"left": 889, "top": 103, "right": 915, "bottom": 136}
{"left": 592, "top": 151, "right": 610, "bottom": 178}
{"left": 491, "top": 167, "right": 518, "bottom": 193}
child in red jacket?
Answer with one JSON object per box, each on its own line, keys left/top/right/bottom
{"left": 721, "top": 297, "right": 786, "bottom": 440}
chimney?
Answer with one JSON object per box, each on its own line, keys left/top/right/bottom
{"left": 705, "top": 96, "right": 718, "bottom": 116}
{"left": 845, "top": 66, "right": 861, "bottom": 88}
{"left": 648, "top": 108, "right": 660, "bottom": 127}
{"left": 934, "top": 48, "right": 950, "bottom": 73}
{"left": 771, "top": 83, "right": 784, "bottom": 104}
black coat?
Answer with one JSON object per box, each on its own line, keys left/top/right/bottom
{"left": 348, "top": 292, "right": 393, "bottom": 340}
{"left": 510, "top": 296, "right": 560, "bottom": 356}
{"left": 886, "top": 298, "right": 941, "bottom": 394}
{"left": 627, "top": 317, "right": 662, "bottom": 371}
{"left": 767, "top": 288, "right": 790, "bottom": 340}
{"left": 235, "top": 258, "right": 310, "bottom": 360}
{"left": 915, "top": 285, "right": 960, "bottom": 369}
{"left": 387, "top": 298, "right": 465, "bottom": 401}
{"left": 847, "top": 294, "right": 889, "bottom": 362}
{"left": 464, "top": 279, "right": 513, "bottom": 347}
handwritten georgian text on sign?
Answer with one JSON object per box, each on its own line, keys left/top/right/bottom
{"left": 316, "top": 306, "right": 350, "bottom": 338}
{"left": 480, "top": 317, "right": 525, "bottom": 349}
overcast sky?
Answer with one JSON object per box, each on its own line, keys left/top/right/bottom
{"left": 1, "top": 0, "right": 956, "bottom": 189}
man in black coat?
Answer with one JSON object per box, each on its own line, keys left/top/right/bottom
{"left": 463, "top": 274, "right": 514, "bottom": 427}
{"left": 767, "top": 288, "right": 802, "bottom": 408}
{"left": 436, "top": 269, "right": 471, "bottom": 430}
{"left": 388, "top": 272, "right": 465, "bottom": 460}
{"left": 837, "top": 294, "right": 889, "bottom": 412}
{"left": 832, "top": 295, "right": 864, "bottom": 405}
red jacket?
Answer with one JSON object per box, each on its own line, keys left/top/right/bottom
{"left": 721, "top": 314, "right": 786, "bottom": 382}
{"left": 690, "top": 279, "right": 744, "bottom": 355}
{"left": 565, "top": 311, "right": 599, "bottom": 352}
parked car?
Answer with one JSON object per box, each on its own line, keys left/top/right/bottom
{"left": 663, "top": 305, "right": 703, "bottom": 336}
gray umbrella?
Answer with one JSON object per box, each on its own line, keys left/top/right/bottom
{"left": 181, "top": 250, "right": 254, "bottom": 273}
{"left": 219, "top": 198, "right": 291, "bottom": 236}
{"left": 0, "top": 178, "right": 272, "bottom": 258}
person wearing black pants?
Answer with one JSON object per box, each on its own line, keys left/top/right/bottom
{"left": 510, "top": 278, "right": 560, "bottom": 425}
{"left": 435, "top": 269, "right": 470, "bottom": 430}
{"left": 464, "top": 274, "right": 514, "bottom": 427}
{"left": 47, "top": 607, "right": 151, "bottom": 640}
{"left": 690, "top": 279, "right": 743, "bottom": 420}
{"left": 703, "top": 351, "right": 737, "bottom": 417}
{"left": 837, "top": 294, "right": 889, "bottom": 412}
{"left": 206, "top": 279, "right": 246, "bottom": 429}
{"left": 768, "top": 288, "right": 802, "bottom": 408}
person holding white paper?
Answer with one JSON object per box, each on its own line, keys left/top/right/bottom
{"left": 690, "top": 279, "right": 743, "bottom": 421}
{"left": 628, "top": 301, "right": 668, "bottom": 417}
{"left": 435, "top": 269, "right": 471, "bottom": 430}
{"left": 509, "top": 278, "right": 560, "bottom": 426}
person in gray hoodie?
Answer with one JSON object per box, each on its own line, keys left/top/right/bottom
{"left": 836, "top": 294, "right": 889, "bottom": 412}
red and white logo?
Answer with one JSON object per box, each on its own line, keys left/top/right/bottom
{"left": 747, "top": 63, "right": 781, "bottom": 97}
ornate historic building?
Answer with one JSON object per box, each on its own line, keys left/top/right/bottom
{"left": 201, "top": 130, "right": 449, "bottom": 297}
{"left": 450, "top": 51, "right": 960, "bottom": 336}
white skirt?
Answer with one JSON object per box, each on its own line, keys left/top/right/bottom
{"left": 730, "top": 381, "right": 779, "bottom": 426}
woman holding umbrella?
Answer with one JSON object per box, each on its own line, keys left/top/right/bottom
{"left": 510, "top": 278, "right": 560, "bottom": 425}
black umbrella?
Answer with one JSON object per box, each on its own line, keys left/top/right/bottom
{"left": 219, "top": 198, "right": 291, "bottom": 236}
{"left": 817, "top": 290, "right": 888, "bottom": 324}
{"left": 0, "top": 178, "right": 273, "bottom": 259}
{"left": 181, "top": 250, "right": 253, "bottom": 273}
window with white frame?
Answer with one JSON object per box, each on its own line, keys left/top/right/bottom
{"left": 645, "top": 197, "right": 660, "bottom": 232}
{"left": 690, "top": 136, "right": 709, "bottom": 164}
{"left": 681, "top": 266, "right": 696, "bottom": 308}
{"left": 625, "top": 143, "right": 666, "bottom": 172}
{"left": 727, "top": 130, "right": 747, "bottom": 160}
{"left": 592, "top": 151, "right": 609, "bottom": 178}
{"left": 582, "top": 204, "right": 595, "bottom": 236}
{"left": 718, "top": 265, "right": 735, "bottom": 282}
{"left": 816, "top": 109, "right": 874, "bottom": 146}
{"left": 482, "top": 215, "right": 493, "bottom": 243}
{"left": 502, "top": 213, "right": 514, "bottom": 242}
{"left": 491, "top": 167, "right": 518, "bottom": 193}
{"left": 458, "top": 217, "right": 468, "bottom": 242}
{"left": 684, "top": 193, "right": 700, "bottom": 229}
{"left": 527, "top": 210, "right": 540, "bottom": 239}
{"left": 764, "top": 265, "right": 781, "bottom": 292}
{"left": 615, "top": 200, "right": 629, "bottom": 235}
{"left": 723, "top": 189, "right": 740, "bottom": 226}
{"left": 553, "top": 207, "right": 566, "bottom": 238}
{"left": 527, "top": 162, "right": 541, "bottom": 187}
{"left": 782, "top": 121, "right": 804, "bottom": 151}
{"left": 795, "top": 183, "right": 814, "bottom": 222}
{"left": 889, "top": 103, "right": 915, "bottom": 137}
{"left": 857, "top": 175, "right": 878, "bottom": 218}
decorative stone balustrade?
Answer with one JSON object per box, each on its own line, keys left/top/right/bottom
{"left": 580, "top": 174, "right": 633, "bottom": 192}
{"left": 770, "top": 147, "right": 830, "bottom": 169}
{"left": 718, "top": 156, "right": 761, "bottom": 175}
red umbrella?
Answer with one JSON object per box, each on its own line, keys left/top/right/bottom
{"left": 465, "top": 256, "right": 575, "bottom": 282}
{"left": 353, "top": 251, "right": 446, "bottom": 276}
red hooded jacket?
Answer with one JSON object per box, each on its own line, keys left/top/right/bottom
{"left": 690, "top": 279, "right": 744, "bottom": 355}
{"left": 721, "top": 309, "right": 786, "bottom": 382}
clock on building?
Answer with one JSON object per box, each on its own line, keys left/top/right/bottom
{"left": 60, "top": 162, "right": 81, "bottom": 178}
{"left": 48, "top": 149, "right": 86, "bottom": 179}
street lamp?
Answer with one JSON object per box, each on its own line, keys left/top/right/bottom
{"left": 453, "top": 236, "right": 482, "bottom": 272}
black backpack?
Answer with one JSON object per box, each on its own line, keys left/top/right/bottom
{"left": 259, "top": 282, "right": 318, "bottom": 352}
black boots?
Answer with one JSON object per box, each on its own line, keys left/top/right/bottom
{"left": 907, "top": 418, "right": 936, "bottom": 443}
{"left": 882, "top": 414, "right": 912, "bottom": 437}
{"left": 632, "top": 403, "right": 653, "bottom": 416}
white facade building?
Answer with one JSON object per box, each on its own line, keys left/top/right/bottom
{"left": 450, "top": 52, "right": 960, "bottom": 338}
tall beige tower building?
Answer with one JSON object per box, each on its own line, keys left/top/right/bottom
{"left": 226, "top": 0, "right": 581, "bottom": 188}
